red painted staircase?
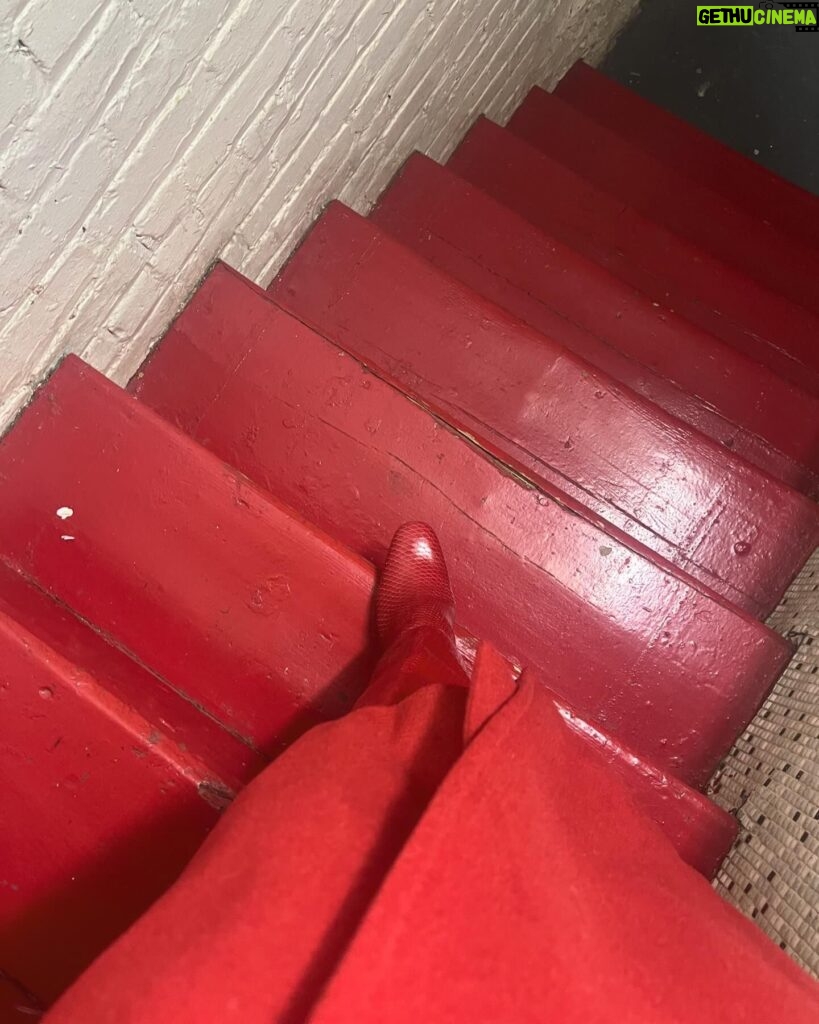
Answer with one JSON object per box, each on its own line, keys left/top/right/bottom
{"left": 554, "top": 60, "right": 819, "bottom": 251}
{"left": 2, "top": 59, "right": 817, "bottom": 1013}
{"left": 370, "top": 154, "right": 819, "bottom": 495}
{"left": 449, "top": 116, "right": 819, "bottom": 398}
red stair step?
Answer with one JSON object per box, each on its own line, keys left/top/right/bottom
{"left": 556, "top": 60, "right": 819, "bottom": 252}
{"left": 448, "top": 117, "right": 819, "bottom": 398}
{"left": 526, "top": 679, "right": 737, "bottom": 881}
{"left": 370, "top": 153, "right": 819, "bottom": 497}
{"left": 0, "top": 560, "right": 259, "bottom": 1006}
{"left": 131, "top": 262, "right": 791, "bottom": 787}
{"left": 506, "top": 87, "right": 819, "bottom": 338}
{"left": 475, "top": 644, "right": 737, "bottom": 880}
{"left": 0, "top": 357, "right": 379, "bottom": 759}
{"left": 270, "top": 202, "right": 819, "bottom": 620}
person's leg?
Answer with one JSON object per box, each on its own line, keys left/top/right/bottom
{"left": 44, "top": 522, "right": 471, "bottom": 1024}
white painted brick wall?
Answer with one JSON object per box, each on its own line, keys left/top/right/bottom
{"left": 0, "top": 0, "right": 637, "bottom": 428}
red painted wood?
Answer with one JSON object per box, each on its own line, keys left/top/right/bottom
{"left": 477, "top": 646, "right": 736, "bottom": 880}
{"left": 534, "top": 686, "right": 737, "bottom": 880}
{"left": 507, "top": 88, "right": 819, "bottom": 346}
{"left": 270, "top": 202, "right": 819, "bottom": 619}
{"left": 556, "top": 60, "right": 819, "bottom": 253}
{"left": 132, "top": 262, "right": 790, "bottom": 787}
{"left": 0, "top": 561, "right": 257, "bottom": 1006}
{"left": 448, "top": 117, "right": 819, "bottom": 398}
{"left": 0, "top": 357, "right": 379, "bottom": 759}
{"left": 0, "top": 377, "right": 734, "bottom": 1013}
{"left": 371, "top": 154, "right": 819, "bottom": 496}
{"left": 0, "top": 971, "right": 43, "bottom": 1019}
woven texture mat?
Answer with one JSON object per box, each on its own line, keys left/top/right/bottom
{"left": 709, "top": 546, "right": 819, "bottom": 977}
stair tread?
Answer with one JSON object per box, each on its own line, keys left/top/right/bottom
{"left": 0, "top": 560, "right": 263, "bottom": 787}
{"left": 371, "top": 153, "right": 819, "bottom": 495}
{"left": 556, "top": 60, "right": 819, "bottom": 250}
{"left": 0, "top": 565, "right": 235, "bottom": 1003}
{"left": 448, "top": 117, "right": 819, "bottom": 398}
{"left": 0, "top": 356, "right": 378, "bottom": 758}
{"left": 270, "top": 202, "right": 819, "bottom": 619}
{"left": 132, "top": 262, "right": 791, "bottom": 786}
{"left": 474, "top": 644, "right": 737, "bottom": 880}
{"left": 526, "top": 676, "right": 737, "bottom": 880}
{"left": 507, "top": 86, "right": 819, "bottom": 335}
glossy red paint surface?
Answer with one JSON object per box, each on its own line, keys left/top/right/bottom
{"left": 0, "top": 357, "right": 379, "bottom": 759}
{"left": 270, "top": 203, "right": 819, "bottom": 619}
{"left": 0, "top": 347, "right": 736, "bottom": 1009}
{"left": 507, "top": 87, "right": 819, "bottom": 338}
{"left": 0, "top": 974, "right": 42, "bottom": 1020}
{"left": 480, "top": 647, "right": 736, "bottom": 880}
{"left": 449, "top": 117, "right": 819, "bottom": 398}
{"left": 556, "top": 60, "right": 819, "bottom": 252}
{"left": 537, "top": 687, "right": 737, "bottom": 880}
{"left": 132, "top": 263, "right": 791, "bottom": 787}
{"left": 0, "top": 561, "right": 250, "bottom": 1006}
{"left": 371, "top": 154, "right": 819, "bottom": 496}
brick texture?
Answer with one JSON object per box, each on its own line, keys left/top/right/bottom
{"left": 0, "top": 0, "right": 636, "bottom": 428}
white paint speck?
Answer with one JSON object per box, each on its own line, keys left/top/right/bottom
{"left": 56, "top": 506, "right": 73, "bottom": 519}
{"left": 697, "top": 80, "right": 711, "bottom": 98}
{"left": 60, "top": 534, "right": 75, "bottom": 541}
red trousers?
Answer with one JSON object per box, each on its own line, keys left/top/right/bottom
{"left": 46, "top": 630, "right": 819, "bottom": 1023}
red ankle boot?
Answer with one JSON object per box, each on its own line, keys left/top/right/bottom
{"left": 376, "top": 522, "right": 456, "bottom": 644}
{"left": 359, "top": 523, "right": 469, "bottom": 707}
